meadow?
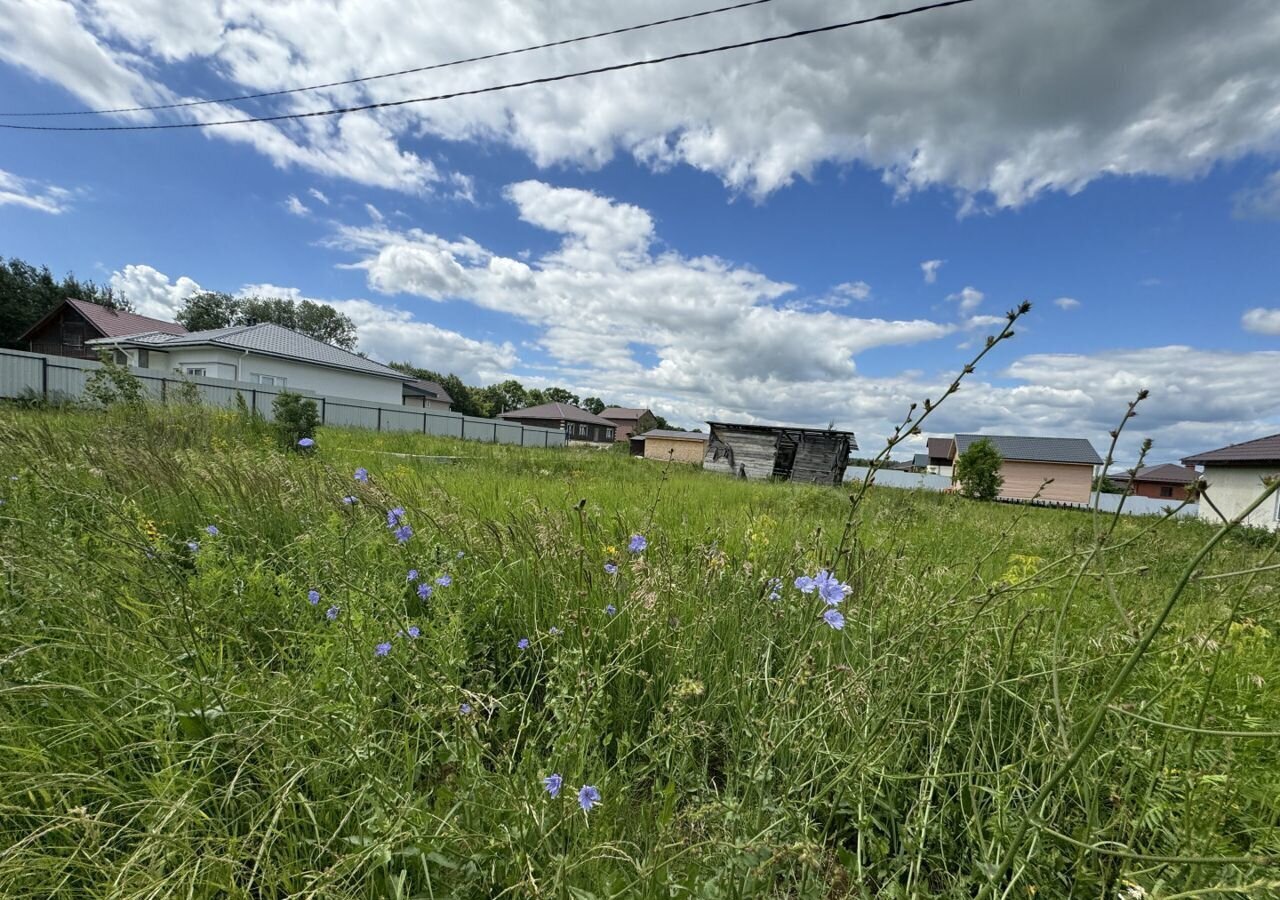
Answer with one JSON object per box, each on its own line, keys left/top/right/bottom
{"left": 0, "top": 404, "right": 1277, "bottom": 898}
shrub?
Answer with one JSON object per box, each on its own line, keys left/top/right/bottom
{"left": 954, "top": 437, "right": 1003, "bottom": 501}
{"left": 84, "top": 350, "right": 145, "bottom": 410}
{"left": 168, "top": 374, "right": 202, "bottom": 406}
{"left": 272, "top": 390, "right": 320, "bottom": 450}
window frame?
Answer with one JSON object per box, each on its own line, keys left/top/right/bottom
{"left": 252, "top": 373, "right": 286, "bottom": 387}
{"left": 184, "top": 366, "right": 208, "bottom": 377}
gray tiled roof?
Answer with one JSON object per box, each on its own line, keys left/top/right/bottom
{"left": 403, "top": 379, "right": 454, "bottom": 403}
{"left": 1183, "top": 433, "right": 1280, "bottom": 466}
{"left": 954, "top": 434, "right": 1102, "bottom": 465}
{"left": 498, "top": 402, "right": 616, "bottom": 426}
{"left": 87, "top": 322, "right": 405, "bottom": 380}
{"left": 631, "top": 429, "right": 709, "bottom": 442}
{"left": 601, "top": 407, "right": 651, "bottom": 419}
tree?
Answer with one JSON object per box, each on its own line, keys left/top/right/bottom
{"left": 543, "top": 387, "right": 580, "bottom": 407}
{"left": 272, "top": 390, "right": 321, "bottom": 450}
{"left": 1, "top": 255, "right": 128, "bottom": 349}
{"left": 954, "top": 438, "right": 1004, "bottom": 501}
{"left": 176, "top": 291, "right": 240, "bottom": 331}
{"left": 581, "top": 396, "right": 606, "bottom": 415}
{"left": 176, "top": 292, "right": 358, "bottom": 350}
{"left": 295, "top": 301, "right": 358, "bottom": 350}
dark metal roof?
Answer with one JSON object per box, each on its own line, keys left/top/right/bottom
{"left": 20, "top": 298, "right": 187, "bottom": 342}
{"left": 913, "top": 453, "right": 931, "bottom": 469}
{"left": 88, "top": 322, "right": 405, "bottom": 380}
{"left": 1108, "top": 463, "right": 1199, "bottom": 485}
{"left": 926, "top": 437, "right": 953, "bottom": 459}
{"left": 1183, "top": 433, "right": 1280, "bottom": 466}
{"left": 403, "top": 379, "right": 453, "bottom": 403}
{"left": 498, "top": 402, "right": 616, "bottom": 426}
{"left": 600, "top": 407, "right": 651, "bottom": 420}
{"left": 631, "top": 429, "right": 709, "bottom": 442}
{"left": 954, "top": 434, "right": 1102, "bottom": 465}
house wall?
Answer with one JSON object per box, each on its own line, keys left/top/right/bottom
{"left": 704, "top": 427, "right": 778, "bottom": 479}
{"left": 403, "top": 395, "right": 452, "bottom": 411}
{"left": 998, "top": 460, "right": 1094, "bottom": 504}
{"left": 25, "top": 306, "right": 101, "bottom": 359}
{"left": 790, "top": 434, "right": 850, "bottom": 485}
{"left": 150, "top": 347, "right": 403, "bottom": 404}
{"left": 644, "top": 437, "right": 705, "bottom": 463}
{"left": 607, "top": 411, "right": 658, "bottom": 442}
{"left": 1197, "top": 465, "right": 1280, "bottom": 531}
{"left": 1131, "top": 480, "right": 1190, "bottom": 501}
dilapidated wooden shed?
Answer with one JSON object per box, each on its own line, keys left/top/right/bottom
{"left": 703, "top": 422, "right": 856, "bottom": 485}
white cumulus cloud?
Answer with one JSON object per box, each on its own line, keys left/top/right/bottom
{"left": 109, "top": 264, "right": 203, "bottom": 319}
{"left": 1053, "top": 297, "right": 1081, "bottom": 310}
{"left": 946, "top": 286, "right": 985, "bottom": 315}
{"left": 1242, "top": 307, "right": 1280, "bottom": 335}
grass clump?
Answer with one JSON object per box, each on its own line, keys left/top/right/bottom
{"left": 0, "top": 405, "right": 1277, "bottom": 898}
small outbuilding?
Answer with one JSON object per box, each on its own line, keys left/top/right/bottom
{"left": 925, "top": 436, "right": 955, "bottom": 476}
{"left": 703, "top": 422, "right": 856, "bottom": 485}
{"left": 631, "top": 429, "right": 709, "bottom": 462}
{"left": 950, "top": 434, "right": 1102, "bottom": 505}
{"left": 1106, "top": 463, "right": 1198, "bottom": 500}
{"left": 1182, "top": 433, "right": 1280, "bottom": 531}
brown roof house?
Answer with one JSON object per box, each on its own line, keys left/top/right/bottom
{"left": 630, "top": 429, "right": 709, "bottom": 463}
{"left": 925, "top": 437, "right": 954, "bottom": 475}
{"left": 704, "top": 422, "right": 856, "bottom": 485}
{"left": 1106, "top": 463, "right": 1198, "bottom": 501}
{"left": 402, "top": 379, "right": 453, "bottom": 411}
{"left": 499, "top": 402, "right": 617, "bottom": 444}
{"left": 950, "top": 434, "right": 1102, "bottom": 505}
{"left": 1182, "top": 433, "right": 1280, "bottom": 531}
{"left": 600, "top": 407, "right": 658, "bottom": 442}
{"left": 20, "top": 298, "right": 186, "bottom": 359}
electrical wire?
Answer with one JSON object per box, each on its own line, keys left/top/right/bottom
{"left": 0, "top": 0, "right": 976, "bottom": 132}
{"left": 0, "top": 0, "right": 784, "bottom": 117}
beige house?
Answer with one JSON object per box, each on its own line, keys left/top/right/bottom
{"left": 1183, "top": 433, "right": 1280, "bottom": 531}
{"left": 949, "top": 434, "right": 1102, "bottom": 505}
{"left": 631, "top": 429, "right": 709, "bottom": 463}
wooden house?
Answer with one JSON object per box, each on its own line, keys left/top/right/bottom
{"left": 21, "top": 298, "right": 186, "bottom": 359}
{"left": 949, "top": 434, "right": 1102, "bottom": 505}
{"left": 703, "top": 422, "right": 856, "bottom": 485}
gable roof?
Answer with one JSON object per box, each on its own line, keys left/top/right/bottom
{"left": 1182, "top": 433, "right": 1280, "bottom": 466}
{"left": 403, "top": 379, "right": 454, "bottom": 403}
{"left": 498, "top": 402, "right": 616, "bottom": 426}
{"left": 86, "top": 322, "right": 404, "bottom": 380}
{"left": 20, "top": 298, "right": 187, "bottom": 342}
{"left": 600, "top": 407, "right": 652, "bottom": 420}
{"left": 631, "top": 429, "right": 709, "bottom": 443}
{"left": 707, "top": 421, "right": 859, "bottom": 449}
{"left": 926, "top": 437, "right": 953, "bottom": 460}
{"left": 913, "top": 453, "right": 931, "bottom": 469}
{"left": 953, "top": 434, "right": 1102, "bottom": 465}
{"left": 1109, "top": 463, "right": 1199, "bottom": 485}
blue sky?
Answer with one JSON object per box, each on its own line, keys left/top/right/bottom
{"left": 1, "top": 0, "right": 1278, "bottom": 463}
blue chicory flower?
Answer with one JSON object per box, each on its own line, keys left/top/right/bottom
{"left": 543, "top": 773, "right": 563, "bottom": 798}
{"left": 577, "top": 785, "right": 601, "bottom": 812}
{"left": 823, "top": 608, "right": 846, "bottom": 630}
{"left": 406, "top": 625, "right": 421, "bottom": 638}
{"left": 603, "top": 562, "right": 618, "bottom": 575}
{"left": 354, "top": 467, "right": 369, "bottom": 482}
{"left": 795, "top": 575, "right": 816, "bottom": 593}
{"left": 341, "top": 495, "right": 358, "bottom": 505}
{"left": 814, "top": 570, "right": 851, "bottom": 606}
{"left": 407, "top": 569, "right": 419, "bottom": 582}
{"left": 205, "top": 525, "right": 219, "bottom": 536}
{"left": 325, "top": 605, "right": 339, "bottom": 621}
{"left": 460, "top": 702, "right": 473, "bottom": 715}
{"left": 297, "top": 437, "right": 315, "bottom": 448}
{"left": 387, "top": 507, "right": 406, "bottom": 528}
{"left": 394, "top": 524, "right": 413, "bottom": 543}
{"left": 307, "top": 589, "right": 320, "bottom": 605}
{"left": 435, "top": 574, "right": 452, "bottom": 587}
{"left": 374, "top": 641, "right": 392, "bottom": 657}
{"left": 628, "top": 534, "right": 647, "bottom": 553}
{"left": 517, "top": 638, "right": 530, "bottom": 650}
{"left": 417, "top": 583, "right": 433, "bottom": 600}
{"left": 187, "top": 541, "right": 200, "bottom": 552}
{"left": 605, "top": 604, "right": 617, "bottom": 616}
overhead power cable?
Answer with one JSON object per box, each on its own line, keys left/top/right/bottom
{"left": 0, "top": 0, "right": 975, "bottom": 133}
{"left": 0, "top": 0, "right": 783, "bottom": 117}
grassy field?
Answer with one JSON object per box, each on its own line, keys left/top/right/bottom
{"left": 1, "top": 405, "right": 1278, "bottom": 898}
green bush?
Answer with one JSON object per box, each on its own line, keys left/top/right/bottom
{"left": 954, "top": 436, "right": 1004, "bottom": 500}
{"left": 271, "top": 390, "right": 320, "bottom": 450}
{"left": 83, "top": 350, "right": 145, "bottom": 410}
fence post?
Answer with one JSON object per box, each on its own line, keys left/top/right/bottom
{"left": 251, "top": 389, "right": 257, "bottom": 415}
{"left": 493, "top": 422, "right": 498, "bottom": 442}
{"left": 320, "top": 397, "right": 326, "bottom": 424}
{"left": 520, "top": 427, "right": 525, "bottom": 447}
{"left": 161, "top": 378, "right": 167, "bottom": 403}
{"left": 41, "top": 355, "right": 48, "bottom": 401}
{"left": 423, "top": 412, "right": 428, "bottom": 434}
{"left": 377, "top": 408, "right": 382, "bottom": 432}
{"left": 460, "top": 418, "right": 466, "bottom": 439}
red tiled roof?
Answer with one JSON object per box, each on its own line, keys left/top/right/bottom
{"left": 1182, "top": 433, "right": 1280, "bottom": 466}
{"left": 65, "top": 298, "right": 187, "bottom": 337}
{"left": 1110, "top": 463, "right": 1199, "bottom": 485}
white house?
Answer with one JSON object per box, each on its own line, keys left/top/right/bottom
{"left": 87, "top": 322, "right": 407, "bottom": 405}
{"left": 402, "top": 378, "right": 453, "bottom": 411}
{"left": 1183, "top": 433, "right": 1280, "bottom": 532}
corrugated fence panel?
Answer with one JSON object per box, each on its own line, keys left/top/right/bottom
{"left": 1, "top": 348, "right": 567, "bottom": 449}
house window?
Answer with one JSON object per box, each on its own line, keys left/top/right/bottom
{"left": 1159, "top": 485, "right": 1173, "bottom": 498}
{"left": 184, "top": 367, "right": 207, "bottom": 377}
{"left": 137, "top": 349, "right": 149, "bottom": 369}
{"left": 252, "top": 374, "right": 286, "bottom": 387}
{"left": 62, "top": 322, "right": 84, "bottom": 347}
{"left": 113, "top": 350, "right": 128, "bottom": 365}
{"left": 1275, "top": 492, "right": 1280, "bottom": 522}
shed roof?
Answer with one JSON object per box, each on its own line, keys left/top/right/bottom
{"left": 707, "top": 421, "right": 858, "bottom": 448}
{"left": 403, "top": 379, "right": 454, "bottom": 403}
{"left": 498, "top": 402, "right": 615, "bottom": 426}
{"left": 20, "top": 298, "right": 187, "bottom": 342}
{"left": 1109, "top": 463, "right": 1199, "bottom": 485}
{"left": 953, "top": 434, "right": 1102, "bottom": 465}
{"left": 86, "top": 321, "right": 404, "bottom": 380}
{"left": 926, "top": 437, "right": 952, "bottom": 459}
{"left": 1182, "top": 433, "right": 1280, "bottom": 466}
{"left": 631, "top": 429, "right": 709, "bottom": 443}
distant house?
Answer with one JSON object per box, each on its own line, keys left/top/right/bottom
{"left": 600, "top": 407, "right": 658, "bottom": 442}
{"left": 630, "top": 429, "right": 709, "bottom": 463}
{"left": 704, "top": 422, "right": 856, "bottom": 485}
{"left": 1106, "top": 463, "right": 1198, "bottom": 501}
{"left": 86, "top": 322, "right": 407, "bottom": 405}
{"left": 498, "top": 402, "right": 617, "bottom": 444}
{"left": 925, "top": 437, "right": 954, "bottom": 476}
{"left": 1182, "top": 434, "right": 1280, "bottom": 531}
{"left": 20, "top": 298, "right": 186, "bottom": 359}
{"left": 402, "top": 378, "right": 453, "bottom": 411}
{"left": 950, "top": 434, "right": 1103, "bottom": 505}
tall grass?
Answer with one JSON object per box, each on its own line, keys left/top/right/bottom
{"left": 1, "top": 404, "right": 1277, "bottom": 898}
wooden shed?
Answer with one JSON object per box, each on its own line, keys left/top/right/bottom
{"left": 633, "top": 429, "right": 709, "bottom": 463}
{"left": 703, "top": 422, "right": 856, "bottom": 485}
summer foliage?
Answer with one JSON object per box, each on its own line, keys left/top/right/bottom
{"left": 954, "top": 436, "right": 1004, "bottom": 500}
{"left": 176, "top": 291, "right": 359, "bottom": 351}
{"left": 1, "top": 406, "right": 1278, "bottom": 897}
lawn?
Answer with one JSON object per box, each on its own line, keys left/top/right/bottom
{"left": 1, "top": 405, "right": 1277, "bottom": 898}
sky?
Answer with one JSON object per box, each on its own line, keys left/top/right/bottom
{"left": 1, "top": 0, "right": 1279, "bottom": 465}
